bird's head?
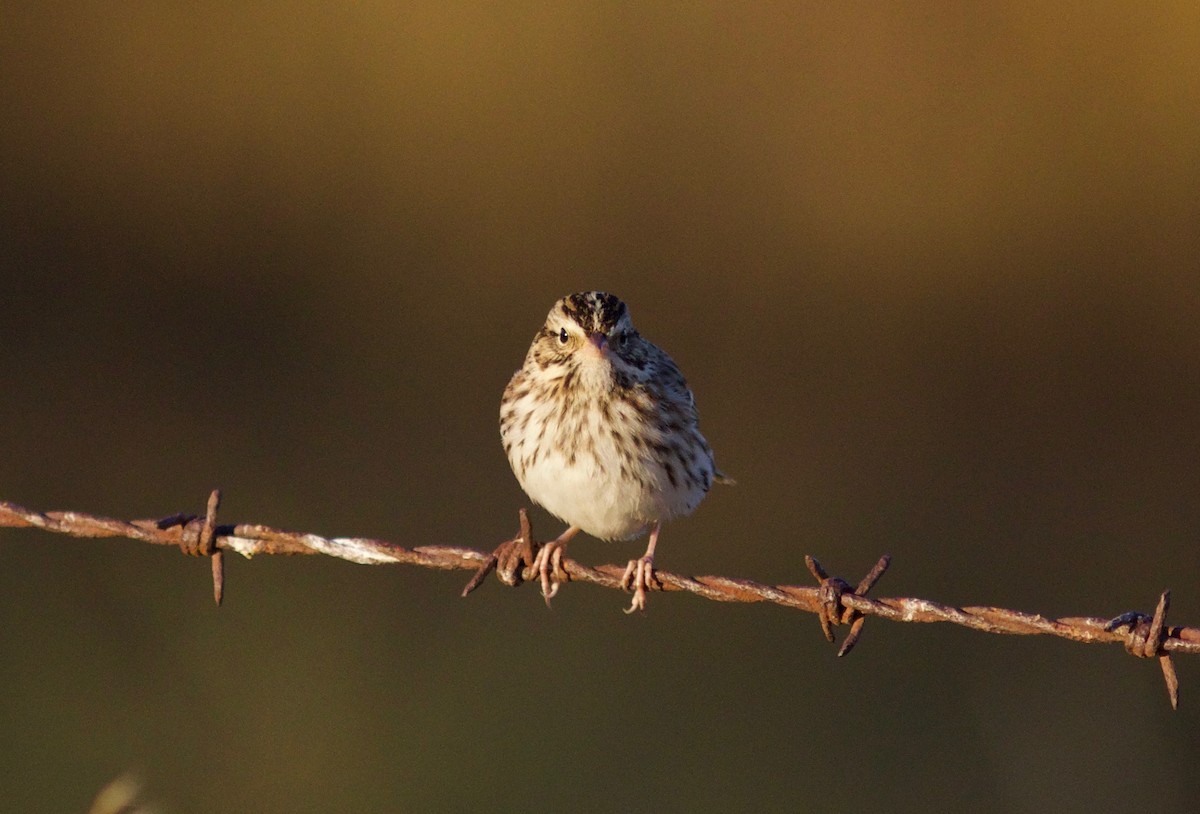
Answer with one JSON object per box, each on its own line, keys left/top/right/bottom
{"left": 532, "top": 291, "right": 649, "bottom": 381}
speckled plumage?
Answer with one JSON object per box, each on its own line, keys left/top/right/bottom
{"left": 500, "top": 291, "right": 723, "bottom": 610}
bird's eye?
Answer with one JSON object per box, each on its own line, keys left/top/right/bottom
{"left": 558, "top": 328, "right": 569, "bottom": 344}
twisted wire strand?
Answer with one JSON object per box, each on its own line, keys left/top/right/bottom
{"left": 1, "top": 493, "right": 1194, "bottom": 706}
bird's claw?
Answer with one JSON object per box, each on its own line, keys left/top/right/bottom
{"left": 531, "top": 541, "right": 569, "bottom": 606}
{"left": 621, "top": 555, "right": 656, "bottom": 613}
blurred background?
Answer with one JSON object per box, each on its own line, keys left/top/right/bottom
{"left": 2, "top": 3, "right": 1199, "bottom": 812}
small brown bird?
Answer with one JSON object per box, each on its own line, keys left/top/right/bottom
{"left": 500, "top": 291, "right": 726, "bottom": 611}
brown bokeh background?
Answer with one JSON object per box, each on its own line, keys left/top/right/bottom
{"left": 3, "top": 4, "right": 1199, "bottom": 812}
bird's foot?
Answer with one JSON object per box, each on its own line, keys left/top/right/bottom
{"left": 531, "top": 539, "right": 569, "bottom": 606}
{"left": 461, "top": 513, "right": 577, "bottom": 605}
{"left": 620, "top": 554, "right": 657, "bottom": 613}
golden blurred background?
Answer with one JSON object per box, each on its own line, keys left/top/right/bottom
{"left": 2, "top": 3, "right": 1199, "bottom": 811}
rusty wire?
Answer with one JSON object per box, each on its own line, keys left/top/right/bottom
{"left": 1, "top": 490, "right": 1195, "bottom": 708}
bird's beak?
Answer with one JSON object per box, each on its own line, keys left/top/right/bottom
{"left": 580, "top": 332, "right": 609, "bottom": 359}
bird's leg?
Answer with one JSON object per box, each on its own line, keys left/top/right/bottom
{"left": 532, "top": 525, "right": 580, "bottom": 605}
{"left": 620, "top": 523, "right": 660, "bottom": 613}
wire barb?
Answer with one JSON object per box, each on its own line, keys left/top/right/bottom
{"left": 805, "top": 554, "right": 891, "bottom": 656}
{"left": 156, "top": 488, "right": 224, "bottom": 605}
{"left": 461, "top": 508, "right": 538, "bottom": 596}
{"left": 1, "top": 493, "right": 1197, "bottom": 708}
{"left": 1105, "top": 590, "right": 1180, "bottom": 709}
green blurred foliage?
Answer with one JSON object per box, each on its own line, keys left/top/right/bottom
{"left": 2, "top": 3, "right": 1199, "bottom": 812}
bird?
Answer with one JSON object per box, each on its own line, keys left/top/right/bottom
{"left": 499, "top": 291, "right": 727, "bottom": 612}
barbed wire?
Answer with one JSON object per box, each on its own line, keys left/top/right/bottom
{"left": 1, "top": 490, "right": 1194, "bottom": 708}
